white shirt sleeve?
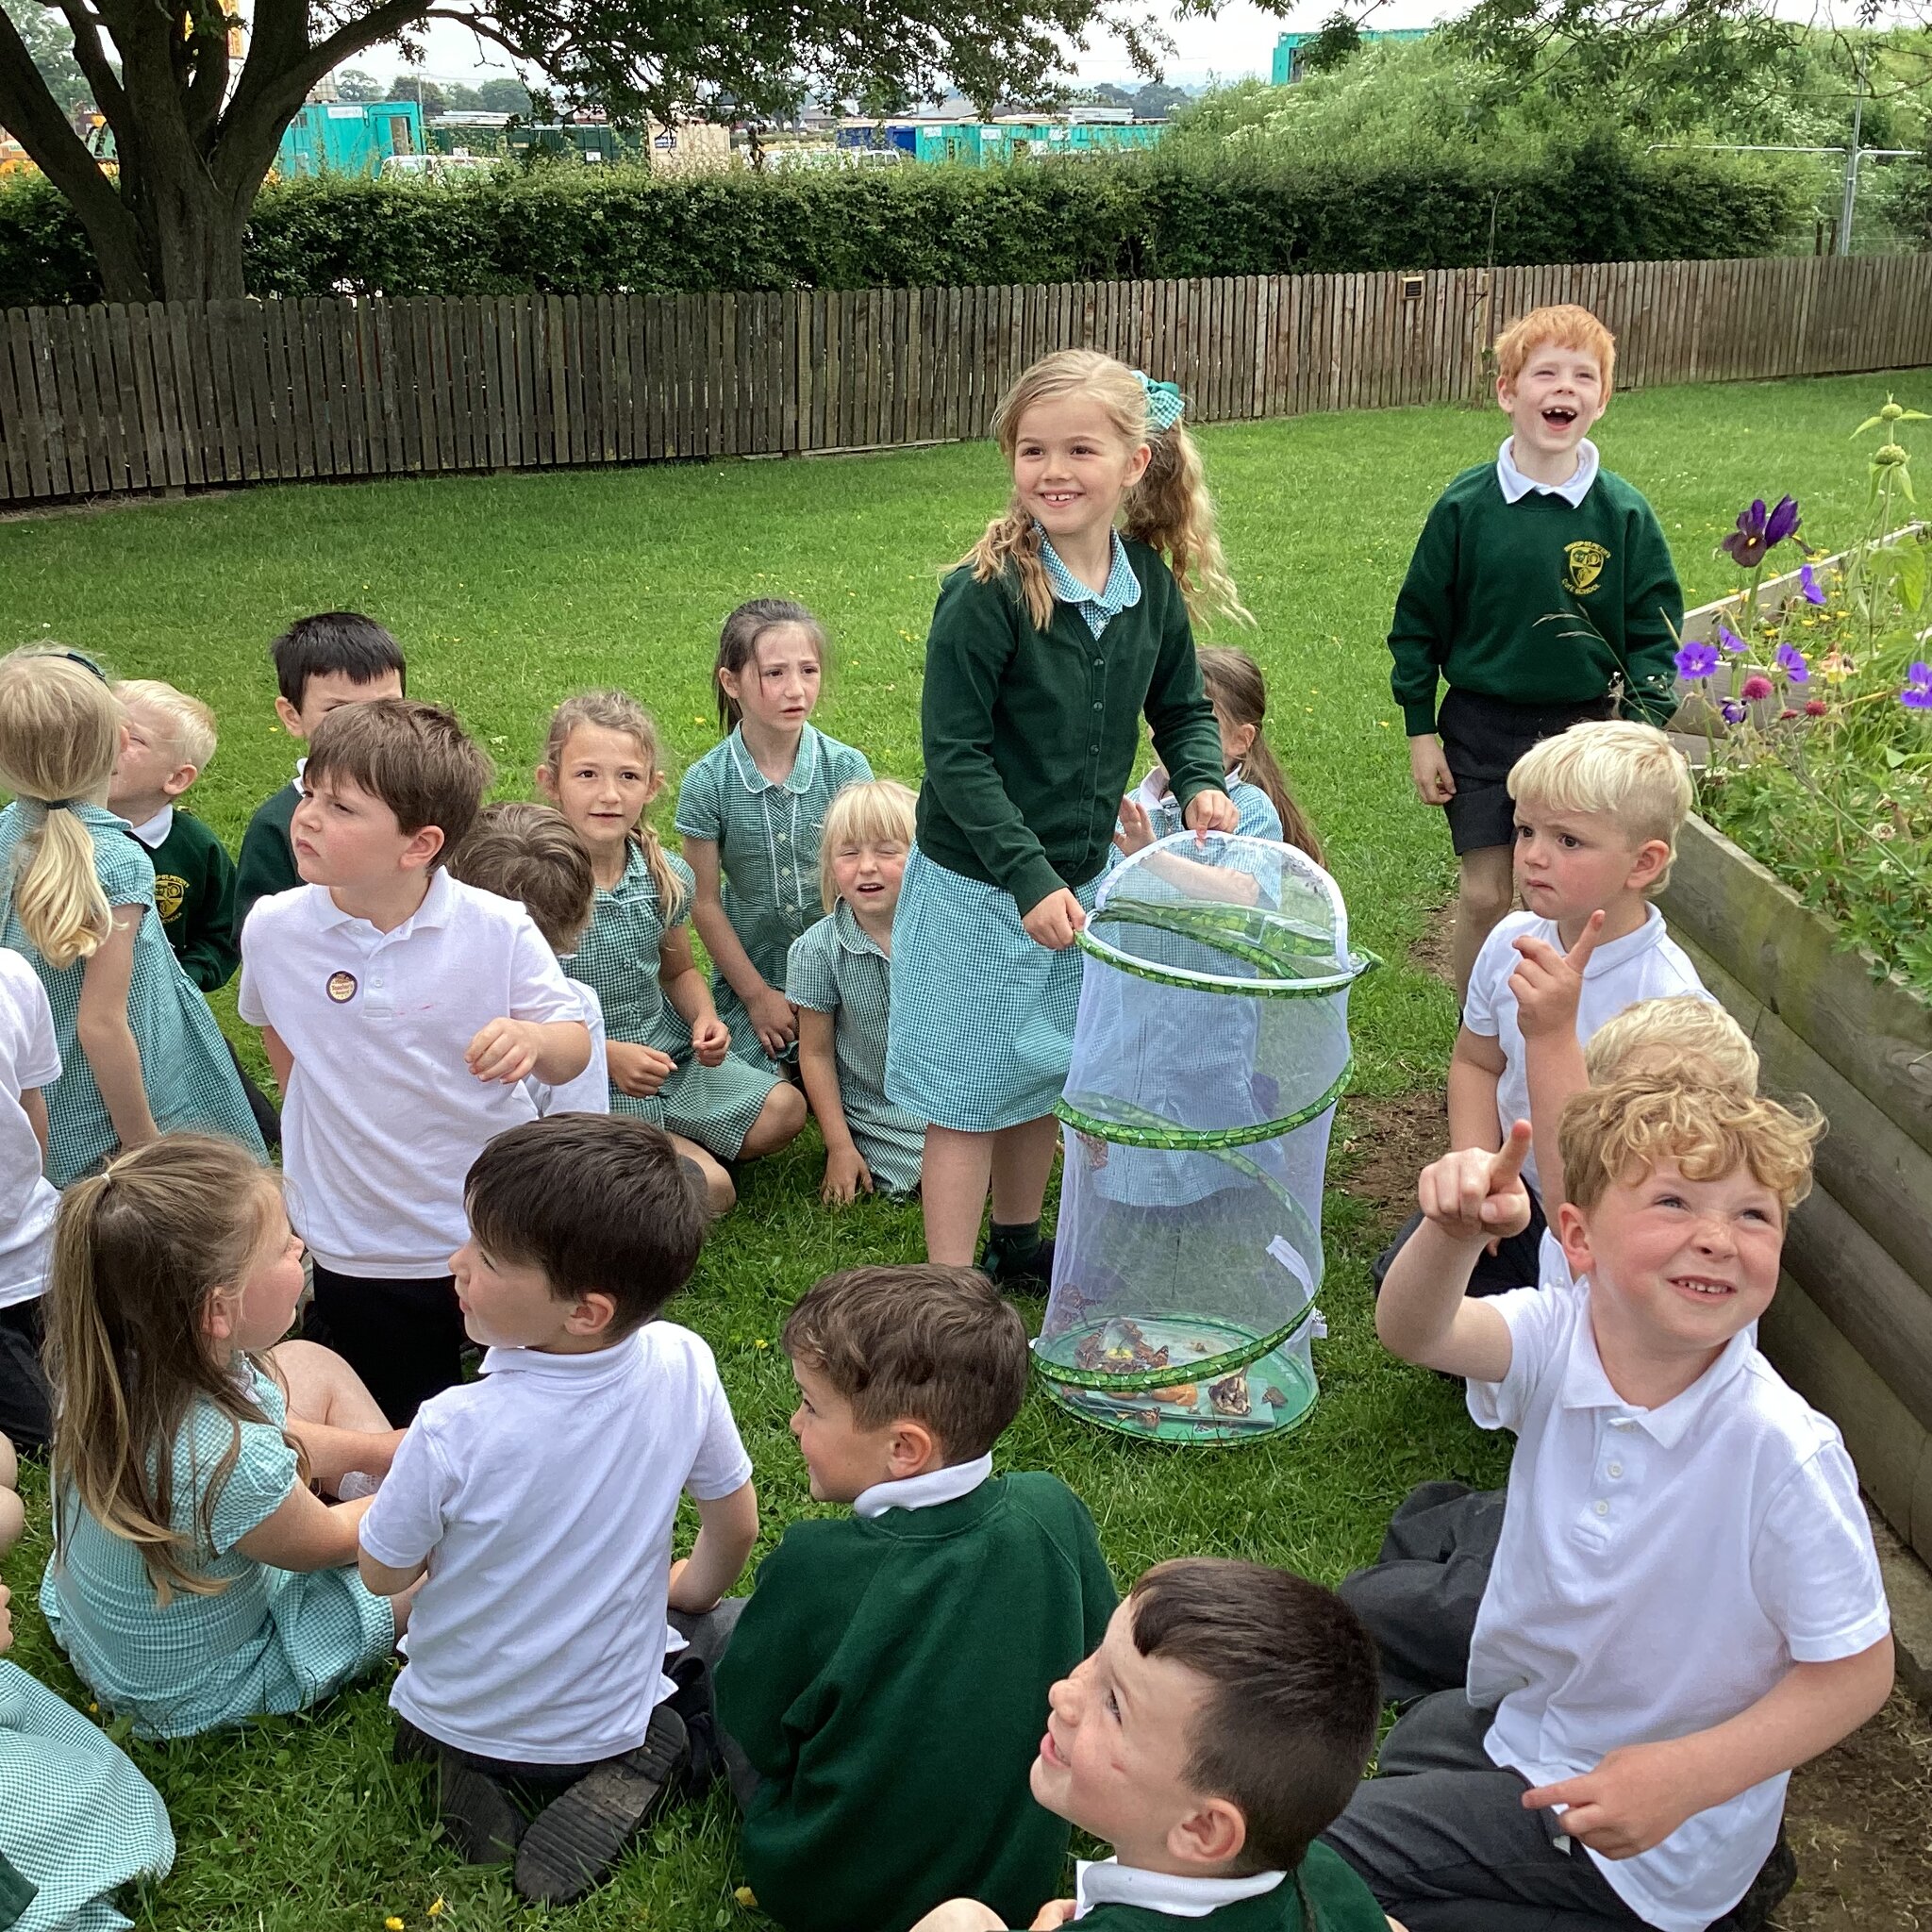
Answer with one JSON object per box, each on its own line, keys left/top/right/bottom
{"left": 506, "top": 910, "right": 590, "bottom": 1026}
{"left": 683, "top": 1348, "right": 754, "bottom": 1503}
{"left": 1465, "top": 1282, "right": 1570, "bottom": 1436}
{"left": 1461, "top": 919, "right": 1515, "bottom": 1041}
{"left": 1750, "top": 1441, "right": 1893, "bottom": 1663}
{"left": 360, "top": 1413, "right": 460, "bottom": 1570}
{"left": 236, "top": 901, "right": 275, "bottom": 1025}
{"left": 15, "top": 972, "right": 59, "bottom": 1091}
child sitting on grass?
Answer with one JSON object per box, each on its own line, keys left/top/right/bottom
{"left": 1379, "top": 719, "right": 1707, "bottom": 1300}
{"left": 358, "top": 1114, "right": 757, "bottom": 1908}
{"left": 713, "top": 1264, "right": 1117, "bottom": 1932}
{"left": 2, "top": 1439, "right": 177, "bottom": 1932}
{"left": 785, "top": 778, "right": 926, "bottom": 1203}
{"left": 40, "top": 1135, "right": 405, "bottom": 1741}
{"left": 240, "top": 700, "right": 591, "bottom": 1425}
{"left": 912, "top": 1558, "right": 1391, "bottom": 1932}
{"left": 1390, "top": 304, "right": 1683, "bottom": 998}
{"left": 678, "top": 600, "right": 874, "bottom": 1069}
{"left": 1327, "top": 1079, "right": 1893, "bottom": 1932}
{"left": 235, "top": 612, "right": 407, "bottom": 930}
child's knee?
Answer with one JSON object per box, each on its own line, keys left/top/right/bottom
{"left": 0, "top": 1429, "right": 16, "bottom": 1494}
{"left": 0, "top": 1481, "right": 24, "bottom": 1556}
{"left": 1456, "top": 852, "right": 1514, "bottom": 923}
{"left": 743, "top": 1082, "right": 807, "bottom": 1156}
{"left": 676, "top": 1145, "right": 736, "bottom": 1216}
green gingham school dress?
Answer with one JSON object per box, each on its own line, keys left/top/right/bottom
{"left": 675, "top": 724, "right": 873, "bottom": 1068}
{"left": 785, "top": 902, "right": 925, "bottom": 1195}
{"left": 0, "top": 1660, "right": 175, "bottom": 1931}
{"left": 0, "top": 802, "right": 265, "bottom": 1186}
{"left": 40, "top": 1362, "right": 395, "bottom": 1739}
{"left": 566, "top": 842, "right": 782, "bottom": 1159}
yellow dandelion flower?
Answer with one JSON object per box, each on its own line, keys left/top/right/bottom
{"left": 428, "top": 1903, "right": 445, "bottom": 1920}
{"left": 386, "top": 1918, "right": 405, "bottom": 1930}
{"left": 735, "top": 1887, "right": 758, "bottom": 1908}
{"left": 754, "top": 1339, "right": 769, "bottom": 1350}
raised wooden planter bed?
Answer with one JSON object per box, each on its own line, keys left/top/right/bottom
{"left": 1658, "top": 814, "right": 1932, "bottom": 1565}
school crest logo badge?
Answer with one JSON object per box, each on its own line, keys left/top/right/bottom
{"left": 325, "top": 970, "right": 358, "bottom": 1004}
{"left": 153, "top": 873, "right": 187, "bottom": 923}
{"left": 1563, "top": 541, "right": 1610, "bottom": 596}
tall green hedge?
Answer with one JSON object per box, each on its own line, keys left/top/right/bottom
{"left": 0, "top": 133, "right": 1807, "bottom": 308}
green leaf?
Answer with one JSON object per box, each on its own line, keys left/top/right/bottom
{"left": 1854, "top": 415, "right": 1884, "bottom": 437}
{"left": 1886, "top": 746, "right": 1907, "bottom": 768}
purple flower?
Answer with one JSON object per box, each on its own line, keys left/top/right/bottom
{"left": 1717, "top": 622, "right": 1747, "bottom": 655}
{"left": 1774, "top": 642, "right": 1809, "bottom": 684}
{"left": 1675, "top": 641, "right": 1720, "bottom": 680}
{"left": 1741, "top": 675, "right": 1774, "bottom": 702}
{"left": 1902, "top": 661, "right": 1932, "bottom": 712}
{"left": 1721, "top": 495, "right": 1802, "bottom": 570}
{"left": 1721, "top": 701, "right": 1748, "bottom": 724}
{"left": 1799, "top": 563, "right": 1826, "bottom": 606}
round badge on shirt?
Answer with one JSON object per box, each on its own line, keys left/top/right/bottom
{"left": 325, "top": 971, "right": 358, "bottom": 1004}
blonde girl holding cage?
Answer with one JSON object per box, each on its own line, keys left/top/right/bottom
{"left": 887, "top": 350, "right": 1244, "bottom": 1280}
{"left": 0, "top": 648, "right": 264, "bottom": 1186}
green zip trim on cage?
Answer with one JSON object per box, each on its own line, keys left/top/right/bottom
{"left": 1074, "top": 903, "right": 1381, "bottom": 998}
{"left": 1055, "top": 1053, "right": 1356, "bottom": 1151}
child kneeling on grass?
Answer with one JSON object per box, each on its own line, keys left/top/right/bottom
{"left": 40, "top": 1136, "right": 405, "bottom": 1742}
{"left": 911, "top": 1558, "right": 1394, "bottom": 1932}
{"left": 713, "top": 1264, "right": 1117, "bottom": 1932}
{"left": 358, "top": 1113, "right": 758, "bottom": 1908}
{"left": 2, "top": 1440, "right": 176, "bottom": 1932}
{"left": 1326, "top": 1080, "right": 1893, "bottom": 1932}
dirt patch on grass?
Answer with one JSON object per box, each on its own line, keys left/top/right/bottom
{"left": 1336, "top": 1090, "right": 1445, "bottom": 1227}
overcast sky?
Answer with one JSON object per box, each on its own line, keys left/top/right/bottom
{"left": 404, "top": 1, "right": 1457, "bottom": 93}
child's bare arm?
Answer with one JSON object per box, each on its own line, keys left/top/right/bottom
{"left": 667, "top": 1477, "right": 758, "bottom": 1613}
{"left": 685, "top": 838, "right": 794, "bottom": 1056}
{"left": 1375, "top": 1124, "right": 1527, "bottom": 1380}
{"left": 1521, "top": 1636, "right": 1894, "bottom": 1860}
{"left": 22, "top": 1087, "right": 48, "bottom": 1161}
{"left": 1511, "top": 914, "right": 1604, "bottom": 1213}
{"left": 235, "top": 1484, "right": 374, "bottom": 1573}
{"left": 75, "top": 908, "right": 158, "bottom": 1152}
{"left": 358, "top": 1544, "right": 428, "bottom": 1595}
{"left": 796, "top": 1008, "right": 870, "bottom": 1204}
{"left": 1446, "top": 1025, "right": 1507, "bottom": 1152}
{"left": 660, "top": 928, "right": 731, "bottom": 1065}
{"left": 260, "top": 1024, "right": 293, "bottom": 1090}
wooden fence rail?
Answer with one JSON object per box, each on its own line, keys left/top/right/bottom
{"left": 4, "top": 254, "right": 1931, "bottom": 507}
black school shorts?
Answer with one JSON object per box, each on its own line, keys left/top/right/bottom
{"left": 1437, "top": 689, "right": 1615, "bottom": 856}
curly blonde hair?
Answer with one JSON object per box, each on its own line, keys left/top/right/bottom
{"left": 962, "top": 349, "right": 1250, "bottom": 634}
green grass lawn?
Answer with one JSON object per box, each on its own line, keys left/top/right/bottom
{"left": 2, "top": 367, "right": 1925, "bottom": 1932}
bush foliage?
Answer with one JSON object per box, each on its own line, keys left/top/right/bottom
{"left": 0, "top": 134, "right": 1807, "bottom": 308}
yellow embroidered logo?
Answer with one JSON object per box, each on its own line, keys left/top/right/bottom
{"left": 153, "top": 873, "right": 188, "bottom": 923}
{"left": 1563, "top": 541, "right": 1610, "bottom": 596}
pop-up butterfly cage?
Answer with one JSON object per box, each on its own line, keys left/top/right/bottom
{"left": 1036, "top": 832, "right": 1374, "bottom": 1444}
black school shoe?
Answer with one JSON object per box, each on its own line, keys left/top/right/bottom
{"left": 980, "top": 1235, "right": 1056, "bottom": 1294}
{"left": 1708, "top": 1830, "right": 1797, "bottom": 1932}
{"left": 513, "top": 1702, "right": 691, "bottom": 1906}
{"left": 394, "top": 1718, "right": 528, "bottom": 1866}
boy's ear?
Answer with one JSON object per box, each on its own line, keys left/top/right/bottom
{"left": 886, "top": 1417, "right": 940, "bottom": 1479}
{"left": 1557, "top": 1199, "right": 1594, "bottom": 1281}
{"left": 1625, "top": 838, "right": 1672, "bottom": 893}
{"left": 1166, "top": 1792, "right": 1247, "bottom": 1871}
{"left": 565, "top": 1291, "right": 619, "bottom": 1339}
{"left": 274, "top": 695, "right": 306, "bottom": 739}
{"left": 162, "top": 762, "right": 200, "bottom": 801}
{"left": 1495, "top": 373, "right": 1516, "bottom": 410}
{"left": 400, "top": 824, "right": 447, "bottom": 874}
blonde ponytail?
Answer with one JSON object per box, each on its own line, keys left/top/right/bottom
{"left": 0, "top": 649, "right": 122, "bottom": 967}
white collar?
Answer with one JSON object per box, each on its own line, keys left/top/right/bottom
{"left": 289, "top": 756, "right": 307, "bottom": 794}
{"left": 126, "top": 804, "right": 174, "bottom": 848}
{"left": 853, "top": 1452, "right": 992, "bottom": 1521}
{"left": 1562, "top": 902, "right": 1665, "bottom": 977}
{"left": 1075, "top": 1857, "right": 1287, "bottom": 1919}
{"left": 480, "top": 1329, "right": 643, "bottom": 1385}
{"left": 1559, "top": 1291, "right": 1757, "bottom": 1448}
{"left": 1497, "top": 436, "right": 1599, "bottom": 508}
{"left": 317, "top": 864, "right": 457, "bottom": 935}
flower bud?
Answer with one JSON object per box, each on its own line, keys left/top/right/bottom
{"left": 1875, "top": 442, "right": 1908, "bottom": 466}
{"left": 1881, "top": 401, "right": 1904, "bottom": 421}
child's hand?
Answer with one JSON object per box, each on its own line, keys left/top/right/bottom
{"left": 689, "top": 1015, "right": 731, "bottom": 1067}
{"left": 1113, "top": 794, "right": 1156, "bottom": 857}
{"left": 1183, "top": 788, "right": 1239, "bottom": 837}
{"left": 1417, "top": 1120, "right": 1533, "bottom": 1246}
{"left": 1521, "top": 1738, "right": 1707, "bottom": 1859}
{"left": 822, "top": 1145, "right": 874, "bottom": 1205}
{"left": 467, "top": 1017, "right": 542, "bottom": 1085}
{"left": 744, "top": 987, "right": 797, "bottom": 1058}
{"left": 608, "top": 1041, "right": 677, "bottom": 1098}
{"left": 1029, "top": 1905, "right": 1078, "bottom": 1931}
{"left": 1022, "top": 888, "right": 1087, "bottom": 951}
{"left": 1408, "top": 734, "right": 1456, "bottom": 807}
{"left": 1509, "top": 911, "right": 1605, "bottom": 1041}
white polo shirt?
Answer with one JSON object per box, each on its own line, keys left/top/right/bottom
{"left": 238, "top": 870, "right": 583, "bottom": 1276}
{"left": 1464, "top": 907, "right": 1709, "bottom": 1194}
{"left": 527, "top": 979, "right": 609, "bottom": 1119}
{"left": 1467, "top": 1279, "right": 1890, "bottom": 1932}
{"left": 359, "top": 1321, "right": 752, "bottom": 1763}
{"left": 0, "top": 951, "right": 60, "bottom": 1309}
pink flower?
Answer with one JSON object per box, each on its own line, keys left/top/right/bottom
{"left": 1805, "top": 698, "right": 1828, "bottom": 716}
{"left": 1741, "top": 675, "right": 1774, "bottom": 702}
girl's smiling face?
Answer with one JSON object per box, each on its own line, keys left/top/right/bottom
{"left": 1011, "top": 395, "right": 1150, "bottom": 551}
{"left": 539, "top": 724, "right": 660, "bottom": 855}
{"left": 721, "top": 623, "right": 823, "bottom": 737}
{"left": 830, "top": 834, "right": 908, "bottom": 922}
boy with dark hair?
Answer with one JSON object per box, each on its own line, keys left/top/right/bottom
{"left": 1329, "top": 1081, "right": 1892, "bottom": 1932}
{"left": 713, "top": 1264, "right": 1117, "bottom": 1932}
{"left": 239, "top": 700, "right": 591, "bottom": 1424}
{"left": 914, "top": 1558, "right": 1391, "bottom": 1932}
{"left": 1389, "top": 305, "right": 1684, "bottom": 998}
{"left": 360, "top": 1113, "right": 757, "bottom": 1907}
{"left": 235, "top": 611, "right": 407, "bottom": 928}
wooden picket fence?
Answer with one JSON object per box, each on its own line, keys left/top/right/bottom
{"left": 4, "top": 253, "right": 1931, "bottom": 507}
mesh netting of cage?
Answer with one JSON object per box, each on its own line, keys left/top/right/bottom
{"left": 1035, "top": 831, "right": 1375, "bottom": 1444}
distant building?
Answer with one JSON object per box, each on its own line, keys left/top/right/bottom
{"left": 1271, "top": 26, "right": 1432, "bottom": 83}
{"left": 833, "top": 117, "right": 1165, "bottom": 165}
{"left": 277, "top": 101, "right": 425, "bottom": 176}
